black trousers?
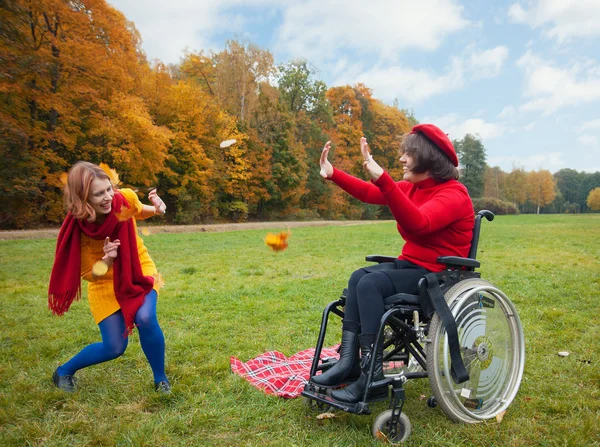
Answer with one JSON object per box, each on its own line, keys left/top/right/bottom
{"left": 344, "top": 260, "right": 429, "bottom": 335}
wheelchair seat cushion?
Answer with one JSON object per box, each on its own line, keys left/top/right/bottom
{"left": 383, "top": 293, "right": 420, "bottom": 306}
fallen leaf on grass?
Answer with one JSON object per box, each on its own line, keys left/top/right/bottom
{"left": 558, "top": 351, "right": 570, "bottom": 357}
{"left": 496, "top": 410, "right": 506, "bottom": 423}
{"left": 374, "top": 430, "right": 390, "bottom": 443}
{"left": 316, "top": 412, "right": 336, "bottom": 420}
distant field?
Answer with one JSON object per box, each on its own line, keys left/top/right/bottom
{"left": 0, "top": 214, "right": 599, "bottom": 446}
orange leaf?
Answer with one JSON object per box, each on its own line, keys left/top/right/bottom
{"left": 99, "top": 163, "right": 121, "bottom": 187}
{"left": 264, "top": 229, "right": 291, "bottom": 252}
{"left": 153, "top": 272, "right": 165, "bottom": 289}
{"left": 115, "top": 206, "right": 134, "bottom": 222}
{"left": 92, "top": 261, "right": 109, "bottom": 277}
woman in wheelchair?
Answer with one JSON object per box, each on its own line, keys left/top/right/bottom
{"left": 314, "top": 124, "right": 474, "bottom": 404}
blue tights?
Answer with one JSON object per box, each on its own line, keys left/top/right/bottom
{"left": 57, "top": 290, "right": 167, "bottom": 383}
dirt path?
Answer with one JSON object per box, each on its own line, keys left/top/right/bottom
{"left": 0, "top": 220, "right": 388, "bottom": 240}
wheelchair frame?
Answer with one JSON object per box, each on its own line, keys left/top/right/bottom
{"left": 302, "top": 210, "right": 525, "bottom": 443}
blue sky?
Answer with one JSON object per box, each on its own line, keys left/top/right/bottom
{"left": 107, "top": 0, "right": 600, "bottom": 173}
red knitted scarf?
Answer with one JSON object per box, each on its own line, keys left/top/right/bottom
{"left": 48, "top": 191, "right": 154, "bottom": 335}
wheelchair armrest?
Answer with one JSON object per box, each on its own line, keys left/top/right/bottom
{"left": 437, "top": 256, "right": 480, "bottom": 269}
{"left": 365, "top": 255, "right": 397, "bottom": 263}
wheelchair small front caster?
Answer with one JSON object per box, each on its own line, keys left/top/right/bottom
{"left": 427, "top": 396, "right": 437, "bottom": 408}
{"left": 372, "top": 409, "right": 411, "bottom": 444}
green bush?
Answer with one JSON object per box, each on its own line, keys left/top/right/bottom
{"left": 225, "top": 201, "right": 248, "bottom": 222}
{"left": 472, "top": 197, "right": 519, "bottom": 215}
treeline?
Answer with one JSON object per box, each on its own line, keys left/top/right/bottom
{"left": 453, "top": 134, "right": 600, "bottom": 214}
{"left": 2, "top": 1, "right": 598, "bottom": 230}
{"left": 0, "top": 0, "right": 413, "bottom": 229}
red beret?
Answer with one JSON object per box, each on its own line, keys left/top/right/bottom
{"left": 410, "top": 124, "right": 458, "bottom": 167}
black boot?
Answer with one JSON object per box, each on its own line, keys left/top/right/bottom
{"left": 311, "top": 329, "right": 361, "bottom": 387}
{"left": 331, "top": 334, "right": 387, "bottom": 403}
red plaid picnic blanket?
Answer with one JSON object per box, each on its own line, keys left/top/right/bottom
{"left": 230, "top": 345, "right": 340, "bottom": 398}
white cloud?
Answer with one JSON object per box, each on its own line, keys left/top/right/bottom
{"left": 579, "top": 135, "right": 599, "bottom": 146}
{"left": 508, "top": 0, "right": 600, "bottom": 42}
{"left": 341, "top": 58, "right": 464, "bottom": 103}
{"left": 498, "top": 105, "right": 516, "bottom": 118}
{"left": 108, "top": 0, "right": 306, "bottom": 63}
{"left": 275, "top": 0, "right": 469, "bottom": 63}
{"left": 488, "top": 152, "right": 565, "bottom": 171}
{"left": 336, "top": 42, "right": 509, "bottom": 104}
{"left": 577, "top": 119, "right": 600, "bottom": 132}
{"left": 467, "top": 46, "right": 509, "bottom": 79}
{"left": 425, "top": 114, "right": 506, "bottom": 141}
{"left": 516, "top": 50, "right": 600, "bottom": 114}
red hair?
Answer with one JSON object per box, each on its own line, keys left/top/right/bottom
{"left": 64, "top": 161, "right": 111, "bottom": 222}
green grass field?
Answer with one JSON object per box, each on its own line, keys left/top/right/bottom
{"left": 1, "top": 215, "right": 599, "bottom": 446}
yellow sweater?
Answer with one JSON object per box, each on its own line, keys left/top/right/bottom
{"left": 81, "top": 188, "right": 158, "bottom": 324}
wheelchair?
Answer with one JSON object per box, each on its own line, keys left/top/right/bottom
{"left": 302, "top": 210, "right": 525, "bottom": 443}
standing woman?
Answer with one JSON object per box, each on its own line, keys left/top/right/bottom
{"left": 48, "top": 161, "right": 171, "bottom": 393}
{"left": 312, "top": 124, "right": 474, "bottom": 404}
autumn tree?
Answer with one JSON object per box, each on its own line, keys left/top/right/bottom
{"left": 454, "top": 134, "right": 487, "bottom": 198}
{"left": 587, "top": 187, "right": 600, "bottom": 211}
{"left": 277, "top": 60, "right": 334, "bottom": 216}
{"left": 504, "top": 167, "right": 528, "bottom": 210}
{"left": 0, "top": 0, "right": 169, "bottom": 228}
{"left": 252, "top": 83, "right": 307, "bottom": 217}
{"left": 324, "top": 85, "right": 366, "bottom": 218}
{"left": 484, "top": 166, "right": 507, "bottom": 199}
{"left": 213, "top": 40, "right": 275, "bottom": 123}
{"left": 579, "top": 171, "right": 600, "bottom": 211}
{"left": 526, "top": 170, "right": 556, "bottom": 214}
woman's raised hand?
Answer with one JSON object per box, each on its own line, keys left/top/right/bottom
{"left": 320, "top": 141, "right": 334, "bottom": 179}
{"left": 148, "top": 189, "right": 166, "bottom": 216}
{"left": 361, "top": 137, "right": 384, "bottom": 181}
{"left": 102, "top": 237, "right": 120, "bottom": 262}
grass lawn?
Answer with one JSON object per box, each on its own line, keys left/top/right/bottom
{"left": 1, "top": 214, "right": 599, "bottom": 446}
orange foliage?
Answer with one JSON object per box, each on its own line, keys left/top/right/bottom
{"left": 265, "top": 229, "right": 291, "bottom": 252}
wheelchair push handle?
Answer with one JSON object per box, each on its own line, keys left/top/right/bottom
{"left": 478, "top": 209, "right": 494, "bottom": 222}
{"left": 468, "top": 210, "right": 495, "bottom": 261}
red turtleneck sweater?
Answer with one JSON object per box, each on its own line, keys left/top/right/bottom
{"left": 329, "top": 168, "right": 474, "bottom": 272}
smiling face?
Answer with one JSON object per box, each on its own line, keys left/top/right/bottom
{"left": 88, "top": 177, "right": 114, "bottom": 216}
{"left": 399, "top": 152, "right": 430, "bottom": 183}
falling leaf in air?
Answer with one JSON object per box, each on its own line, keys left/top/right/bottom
{"left": 92, "top": 260, "right": 109, "bottom": 277}
{"left": 99, "top": 162, "right": 121, "bottom": 187}
{"left": 220, "top": 139, "right": 237, "bottom": 148}
{"left": 115, "top": 205, "right": 134, "bottom": 222}
{"left": 141, "top": 227, "right": 151, "bottom": 236}
{"left": 153, "top": 272, "right": 165, "bottom": 290}
{"left": 265, "top": 229, "right": 291, "bottom": 252}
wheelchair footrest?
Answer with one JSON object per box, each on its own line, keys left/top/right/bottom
{"left": 301, "top": 389, "right": 372, "bottom": 415}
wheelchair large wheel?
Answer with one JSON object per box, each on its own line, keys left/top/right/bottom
{"left": 425, "top": 278, "right": 525, "bottom": 423}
